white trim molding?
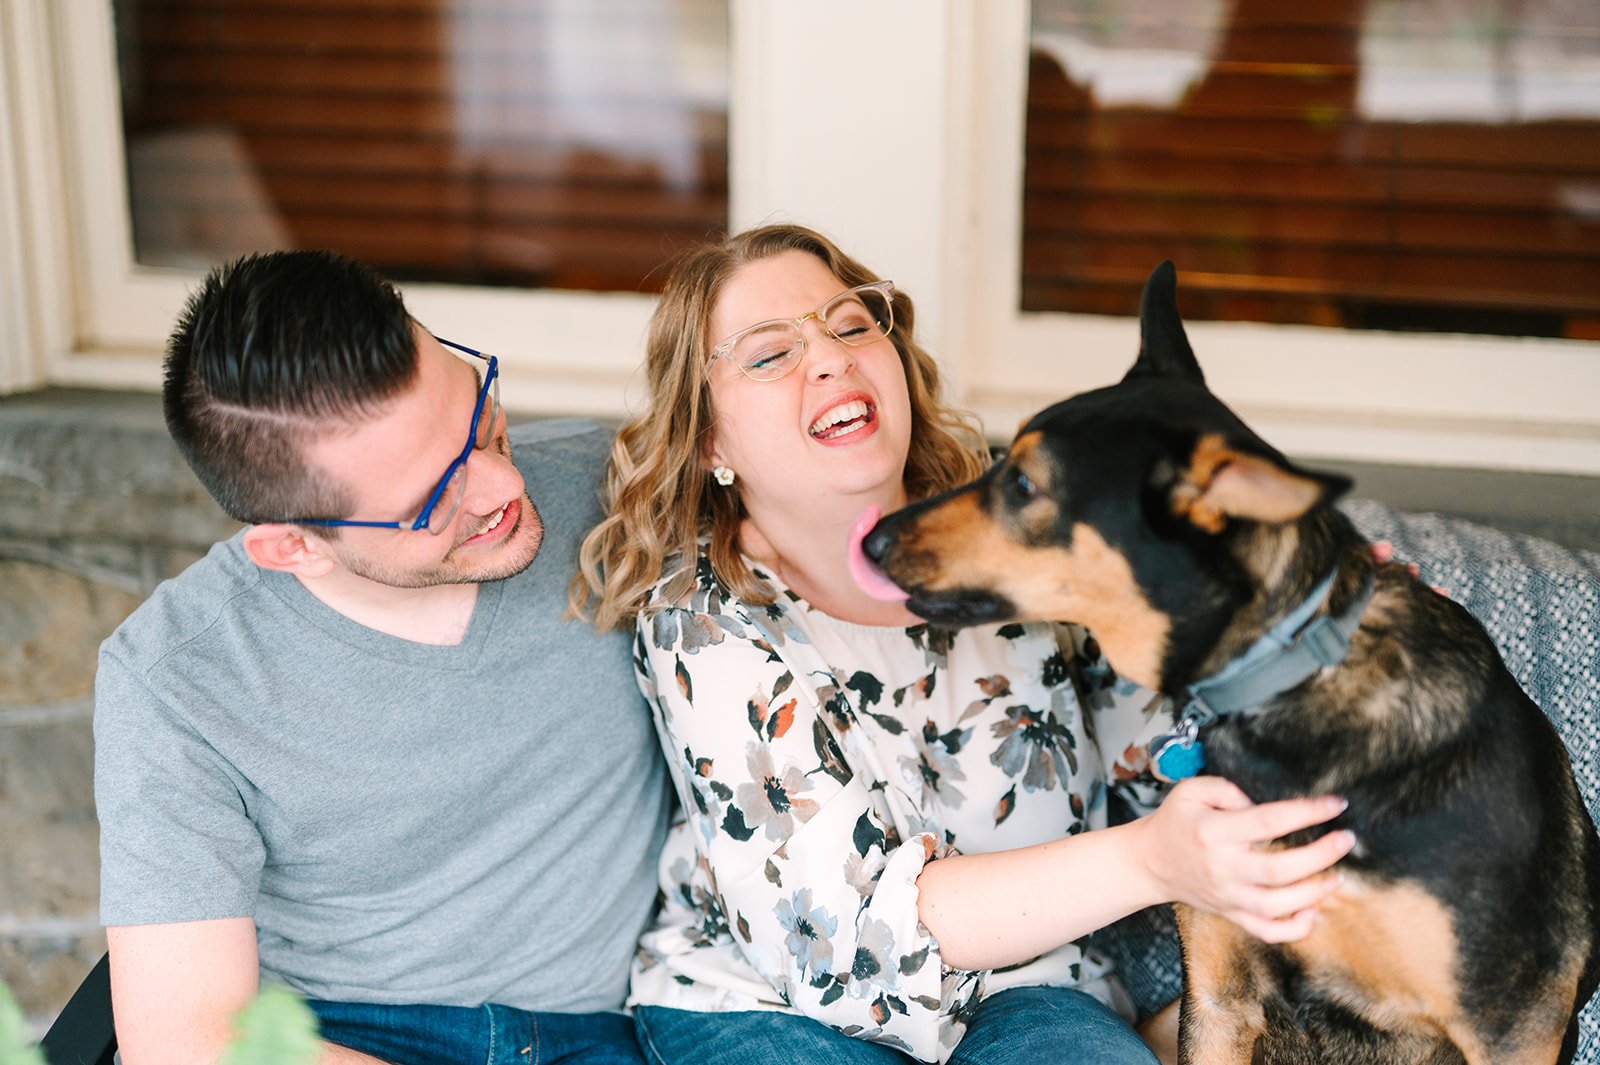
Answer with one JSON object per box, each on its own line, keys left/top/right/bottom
{"left": 0, "top": 0, "right": 75, "bottom": 393}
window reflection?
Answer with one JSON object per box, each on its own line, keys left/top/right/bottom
{"left": 1024, "top": 0, "right": 1600, "bottom": 339}
{"left": 115, "top": 0, "right": 729, "bottom": 292}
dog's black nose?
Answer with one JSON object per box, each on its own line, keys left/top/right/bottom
{"left": 861, "top": 524, "right": 892, "bottom": 563}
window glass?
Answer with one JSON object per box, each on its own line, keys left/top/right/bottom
{"left": 1023, "top": 0, "right": 1600, "bottom": 339}
{"left": 115, "top": 0, "right": 729, "bottom": 292}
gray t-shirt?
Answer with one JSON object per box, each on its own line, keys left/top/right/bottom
{"left": 94, "top": 419, "right": 669, "bottom": 1013}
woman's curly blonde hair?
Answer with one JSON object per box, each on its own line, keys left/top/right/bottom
{"left": 569, "top": 224, "right": 989, "bottom": 631}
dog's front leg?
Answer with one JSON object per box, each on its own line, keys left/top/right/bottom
{"left": 1175, "top": 905, "right": 1267, "bottom": 1065}
{"left": 1177, "top": 985, "right": 1265, "bottom": 1065}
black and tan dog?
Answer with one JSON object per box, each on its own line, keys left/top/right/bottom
{"left": 856, "top": 263, "right": 1600, "bottom": 1063}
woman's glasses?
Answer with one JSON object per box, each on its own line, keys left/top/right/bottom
{"left": 710, "top": 281, "right": 895, "bottom": 382}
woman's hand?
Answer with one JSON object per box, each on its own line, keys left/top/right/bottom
{"left": 1372, "top": 540, "right": 1450, "bottom": 597}
{"left": 1131, "top": 776, "right": 1355, "bottom": 943}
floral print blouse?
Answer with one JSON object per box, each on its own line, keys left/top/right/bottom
{"left": 628, "top": 554, "right": 1169, "bottom": 1063}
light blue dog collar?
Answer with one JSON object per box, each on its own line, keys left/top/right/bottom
{"left": 1148, "top": 568, "right": 1376, "bottom": 783}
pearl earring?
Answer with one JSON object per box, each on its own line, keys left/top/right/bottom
{"left": 712, "top": 465, "right": 736, "bottom": 487}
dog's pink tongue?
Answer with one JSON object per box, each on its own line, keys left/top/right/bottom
{"left": 848, "top": 505, "right": 911, "bottom": 603}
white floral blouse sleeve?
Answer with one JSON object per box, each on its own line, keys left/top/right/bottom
{"left": 1063, "top": 623, "right": 1173, "bottom": 819}
{"left": 636, "top": 588, "right": 982, "bottom": 1061}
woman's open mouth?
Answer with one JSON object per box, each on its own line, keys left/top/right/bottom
{"left": 809, "top": 398, "right": 876, "bottom": 442}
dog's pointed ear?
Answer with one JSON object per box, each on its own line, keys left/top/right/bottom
{"left": 1168, "top": 433, "right": 1351, "bottom": 534}
{"left": 1124, "top": 261, "right": 1205, "bottom": 386}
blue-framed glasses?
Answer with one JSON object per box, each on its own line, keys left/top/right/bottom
{"left": 291, "top": 337, "right": 501, "bottom": 535}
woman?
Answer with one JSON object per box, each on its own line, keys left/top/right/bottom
{"left": 571, "top": 225, "right": 1352, "bottom": 1065}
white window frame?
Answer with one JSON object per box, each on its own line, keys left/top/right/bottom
{"left": 4, "top": 0, "right": 1598, "bottom": 473}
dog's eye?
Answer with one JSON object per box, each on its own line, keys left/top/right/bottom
{"left": 1005, "top": 467, "right": 1036, "bottom": 503}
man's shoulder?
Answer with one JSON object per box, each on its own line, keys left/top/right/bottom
{"left": 99, "top": 534, "right": 266, "bottom": 676}
{"left": 508, "top": 417, "right": 614, "bottom": 472}
{"left": 508, "top": 419, "right": 616, "bottom": 534}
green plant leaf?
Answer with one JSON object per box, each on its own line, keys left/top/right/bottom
{"left": 218, "top": 984, "right": 321, "bottom": 1065}
{"left": 0, "top": 982, "right": 47, "bottom": 1065}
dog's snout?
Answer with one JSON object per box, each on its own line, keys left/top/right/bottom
{"left": 861, "top": 523, "right": 893, "bottom": 564}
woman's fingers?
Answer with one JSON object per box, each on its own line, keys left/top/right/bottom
{"left": 1241, "top": 867, "right": 1346, "bottom": 919}
{"left": 1168, "top": 774, "right": 1253, "bottom": 812}
{"left": 1147, "top": 780, "right": 1358, "bottom": 940}
{"left": 1245, "top": 829, "right": 1357, "bottom": 887}
{"left": 1226, "top": 906, "right": 1320, "bottom": 945}
{"left": 1224, "top": 794, "right": 1348, "bottom": 846}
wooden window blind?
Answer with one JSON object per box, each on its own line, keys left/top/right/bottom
{"left": 115, "top": 0, "right": 729, "bottom": 293}
{"left": 1023, "top": 0, "right": 1600, "bottom": 340}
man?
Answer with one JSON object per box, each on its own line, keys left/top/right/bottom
{"left": 93, "top": 250, "right": 669, "bottom": 1064}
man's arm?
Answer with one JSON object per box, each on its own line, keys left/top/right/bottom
{"left": 107, "top": 919, "right": 388, "bottom": 1065}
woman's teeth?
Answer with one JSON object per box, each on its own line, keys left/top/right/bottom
{"left": 810, "top": 400, "right": 871, "bottom": 439}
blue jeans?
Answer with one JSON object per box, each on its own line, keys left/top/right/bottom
{"left": 632, "top": 985, "right": 1159, "bottom": 1065}
{"left": 308, "top": 999, "right": 644, "bottom": 1065}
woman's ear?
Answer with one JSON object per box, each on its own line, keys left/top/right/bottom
{"left": 241, "top": 523, "right": 338, "bottom": 577}
{"left": 699, "top": 433, "right": 723, "bottom": 474}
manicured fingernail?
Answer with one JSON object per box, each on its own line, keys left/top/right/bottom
{"left": 1329, "top": 796, "right": 1348, "bottom": 813}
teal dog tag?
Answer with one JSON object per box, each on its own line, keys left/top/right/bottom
{"left": 1150, "top": 733, "right": 1205, "bottom": 783}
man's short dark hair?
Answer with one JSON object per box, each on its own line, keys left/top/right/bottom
{"left": 163, "top": 250, "right": 419, "bottom": 527}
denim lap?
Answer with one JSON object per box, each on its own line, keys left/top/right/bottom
{"left": 633, "top": 1006, "right": 909, "bottom": 1065}
{"left": 950, "top": 985, "right": 1160, "bottom": 1065}
{"left": 633, "top": 985, "right": 1157, "bottom": 1065}
{"left": 308, "top": 998, "right": 643, "bottom": 1065}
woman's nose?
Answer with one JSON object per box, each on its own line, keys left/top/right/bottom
{"left": 803, "top": 319, "right": 856, "bottom": 381}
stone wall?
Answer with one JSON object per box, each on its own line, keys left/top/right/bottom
{"left": 0, "top": 388, "right": 238, "bottom": 1031}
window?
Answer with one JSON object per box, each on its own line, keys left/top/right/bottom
{"left": 116, "top": 0, "right": 729, "bottom": 294}
{"left": 1022, "top": 0, "right": 1600, "bottom": 340}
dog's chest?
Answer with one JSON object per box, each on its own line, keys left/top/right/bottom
{"left": 1196, "top": 713, "right": 1350, "bottom": 803}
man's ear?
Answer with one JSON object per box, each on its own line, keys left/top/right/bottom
{"left": 1168, "top": 432, "right": 1351, "bottom": 534}
{"left": 241, "top": 523, "right": 339, "bottom": 577}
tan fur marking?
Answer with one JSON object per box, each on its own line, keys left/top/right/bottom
{"left": 1289, "top": 877, "right": 1477, "bottom": 1053}
{"left": 1182, "top": 883, "right": 1583, "bottom": 1063}
{"left": 1049, "top": 525, "right": 1169, "bottom": 688}
{"left": 1176, "top": 905, "right": 1265, "bottom": 1064}
{"left": 879, "top": 444, "right": 1170, "bottom": 686}
{"left": 1475, "top": 950, "right": 1586, "bottom": 1065}
{"left": 1009, "top": 431, "right": 1041, "bottom": 462}
{"left": 1174, "top": 433, "right": 1323, "bottom": 531}
{"left": 913, "top": 522, "right": 1167, "bottom": 689}
{"left": 1170, "top": 434, "right": 1234, "bottom": 533}
{"left": 885, "top": 489, "right": 1031, "bottom": 588}
{"left": 1007, "top": 433, "right": 1059, "bottom": 539}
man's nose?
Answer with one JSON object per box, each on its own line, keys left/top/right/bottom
{"left": 462, "top": 433, "right": 524, "bottom": 510}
